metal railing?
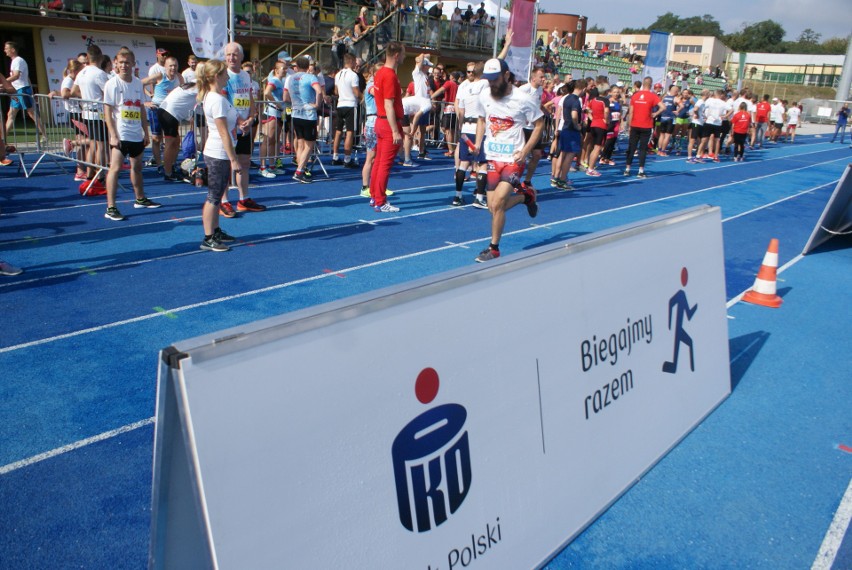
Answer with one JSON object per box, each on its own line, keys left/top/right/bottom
{"left": 5, "top": 0, "right": 497, "bottom": 57}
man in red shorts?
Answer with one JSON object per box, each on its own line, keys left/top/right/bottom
{"left": 370, "top": 42, "right": 406, "bottom": 213}
{"left": 473, "top": 58, "right": 544, "bottom": 263}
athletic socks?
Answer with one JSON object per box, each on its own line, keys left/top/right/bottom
{"left": 455, "top": 169, "right": 466, "bottom": 193}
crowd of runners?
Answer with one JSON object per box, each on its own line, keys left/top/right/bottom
{"left": 0, "top": 32, "right": 842, "bottom": 273}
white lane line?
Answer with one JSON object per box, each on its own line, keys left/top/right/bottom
{"left": 812, "top": 478, "right": 852, "bottom": 570}
{"left": 0, "top": 417, "right": 155, "bottom": 475}
{"left": 722, "top": 182, "right": 834, "bottom": 223}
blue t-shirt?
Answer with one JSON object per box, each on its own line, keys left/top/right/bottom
{"left": 608, "top": 101, "right": 622, "bottom": 129}
{"left": 677, "top": 97, "right": 693, "bottom": 119}
{"left": 659, "top": 94, "right": 676, "bottom": 121}
{"left": 264, "top": 75, "right": 285, "bottom": 118}
{"left": 290, "top": 72, "right": 319, "bottom": 121}
{"left": 224, "top": 69, "right": 253, "bottom": 120}
{"left": 152, "top": 75, "right": 179, "bottom": 106}
{"left": 562, "top": 93, "right": 583, "bottom": 132}
{"left": 838, "top": 108, "right": 849, "bottom": 126}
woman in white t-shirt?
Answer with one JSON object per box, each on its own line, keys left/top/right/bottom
{"left": 198, "top": 59, "right": 240, "bottom": 252}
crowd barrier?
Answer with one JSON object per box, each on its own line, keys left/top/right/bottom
{"left": 2, "top": 90, "right": 566, "bottom": 188}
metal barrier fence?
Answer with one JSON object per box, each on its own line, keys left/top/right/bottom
{"left": 800, "top": 98, "right": 851, "bottom": 125}
{"left": 3, "top": 91, "right": 564, "bottom": 185}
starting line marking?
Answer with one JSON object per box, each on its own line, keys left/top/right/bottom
{"left": 812, "top": 478, "right": 852, "bottom": 570}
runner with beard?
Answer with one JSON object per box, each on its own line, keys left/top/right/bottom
{"left": 473, "top": 58, "right": 543, "bottom": 263}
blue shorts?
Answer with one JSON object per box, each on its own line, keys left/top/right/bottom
{"left": 458, "top": 137, "right": 485, "bottom": 163}
{"left": 147, "top": 107, "right": 162, "bottom": 135}
{"left": 559, "top": 129, "right": 582, "bottom": 154}
{"left": 11, "top": 86, "right": 34, "bottom": 110}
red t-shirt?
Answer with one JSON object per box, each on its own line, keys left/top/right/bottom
{"left": 588, "top": 97, "right": 607, "bottom": 129}
{"left": 755, "top": 102, "right": 770, "bottom": 123}
{"left": 374, "top": 66, "right": 404, "bottom": 121}
{"left": 442, "top": 80, "right": 458, "bottom": 105}
{"left": 629, "top": 90, "right": 660, "bottom": 129}
{"left": 732, "top": 111, "right": 751, "bottom": 134}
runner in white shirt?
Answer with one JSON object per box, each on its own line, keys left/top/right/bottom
{"left": 410, "top": 53, "right": 433, "bottom": 159}
{"left": 769, "top": 97, "right": 785, "bottom": 142}
{"left": 473, "top": 58, "right": 543, "bottom": 263}
{"left": 517, "top": 66, "right": 546, "bottom": 188}
{"left": 702, "top": 90, "right": 727, "bottom": 160}
{"left": 72, "top": 44, "right": 111, "bottom": 190}
{"left": 453, "top": 61, "right": 488, "bottom": 208}
{"left": 785, "top": 102, "right": 801, "bottom": 143}
{"left": 181, "top": 55, "right": 198, "bottom": 84}
{"left": 3, "top": 41, "right": 47, "bottom": 143}
{"left": 687, "top": 90, "right": 708, "bottom": 163}
{"left": 102, "top": 47, "right": 161, "bottom": 221}
{"left": 331, "top": 53, "right": 362, "bottom": 167}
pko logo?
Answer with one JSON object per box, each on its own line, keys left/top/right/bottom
{"left": 392, "top": 367, "right": 472, "bottom": 533}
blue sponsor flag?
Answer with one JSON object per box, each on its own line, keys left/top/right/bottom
{"left": 643, "top": 30, "right": 670, "bottom": 86}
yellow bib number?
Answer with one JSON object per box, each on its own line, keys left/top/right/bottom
{"left": 121, "top": 109, "right": 141, "bottom": 121}
{"left": 233, "top": 97, "right": 250, "bottom": 109}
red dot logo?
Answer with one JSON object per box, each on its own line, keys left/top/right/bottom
{"left": 681, "top": 267, "right": 689, "bottom": 287}
{"left": 415, "top": 367, "right": 440, "bottom": 404}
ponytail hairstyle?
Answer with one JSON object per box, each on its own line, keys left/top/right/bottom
{"left": 197, "top": 59, "right": 227, "bottom": 103}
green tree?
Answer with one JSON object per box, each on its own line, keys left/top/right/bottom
{"left": 587, "top": 23, "right": 606, "bottom": 33}
{"left": 726, "top": 20, "right": 786, "bottom": 53}
{"left": 797, "top": 28, "right": 821, "bottom": 44}
{"left": 621, "top": 12, "right": 722, "bottom": 38}
{"left": 821, "top": 36, "right": 849, "bottom": 54}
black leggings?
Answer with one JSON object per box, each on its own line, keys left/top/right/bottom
{"left": 602, "top": 135, "right": 617, "bottom": 160}
{"left": 626, "top": 127, "right": 652, "bottom": 168}
{"left": 733, "top": 133, "right": 747, "bottom": 158}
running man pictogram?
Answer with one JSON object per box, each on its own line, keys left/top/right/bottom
{"left": 663, "top": 267, "right": 698, "bottom": 374}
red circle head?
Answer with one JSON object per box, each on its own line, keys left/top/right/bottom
{"left": 681, "top": 267, "right": 689, "bottom": 287}
{"left": 415, "top": 367, "right": 440, "bottom": 404}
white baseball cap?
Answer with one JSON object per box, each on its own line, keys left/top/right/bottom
{"left": 482, "top": 58, "right": 509, "bottom": 80}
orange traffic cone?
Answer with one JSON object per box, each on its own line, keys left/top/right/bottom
{"left": 742, "top": 238, "right": 783, "bottom": 308}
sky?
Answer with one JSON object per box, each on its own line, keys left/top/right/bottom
{"left": 537, "top": 0, "right": 852, "bottom": 43}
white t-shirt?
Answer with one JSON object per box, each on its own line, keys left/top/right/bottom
{"left": 10, "top": 56, "right": 29, "bottom": 89}
{"left": 691, "top": 98, "right": 706, "bottom": 126}
{"left": 147, "top": 63, "right": 165, "bottom": 95}
{"left": 182, "top": 67, "right": 197, "bottom": 84}
{"left": 103, "top": 75, "right": 147, "bottom": 142}
{"left": 787, "top": 106, "right": 801, "bottom": 126}
{"left": 518, "top": 83, "right": 543, "bottom": 128}
{"left": 61, "top": 75, "right": 81, "bottom": 113}
{"left": 479, "top": 86, "right": 543, "bottom": 162}
{"left": 456, "top": 78, "right": 487, "bottom": 135}
{"left": 770, "top": 103, "right": 785, "bottom": 123}
{"left": 412, "top": 66, "right": 430, "bottom": 100}
{"left": 336, "top": 67, "right": 360, "bottom": 108}
{"left": 75, "top": 65, "right": 110, "bottom": 120}
{"left": 159, "top": 85, "right": 199, "bottom": 122}
{"left": 402, "top": 95, "right": 431, "bottom": 116}
{"left": 203, "top": 91, "right": 237, "bottom": 161}
{"left": 722, "top": 98, "right": 734, "bottom": 121}
{"left": 703, "top": 97, "right": 725, "bottom": 126}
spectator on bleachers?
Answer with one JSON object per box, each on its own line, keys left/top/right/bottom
{"left": 451, "top": 7, "right": 463, "bottom": 43}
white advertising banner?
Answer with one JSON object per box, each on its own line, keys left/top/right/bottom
{"left": 150, "top": 206, "right": 731, "bottom": 568}
{"left": 180, "top": 0, "right": 228, "bottom": 60}
{"left": 40, "top": 29, "right": 157, "bottom": 95}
